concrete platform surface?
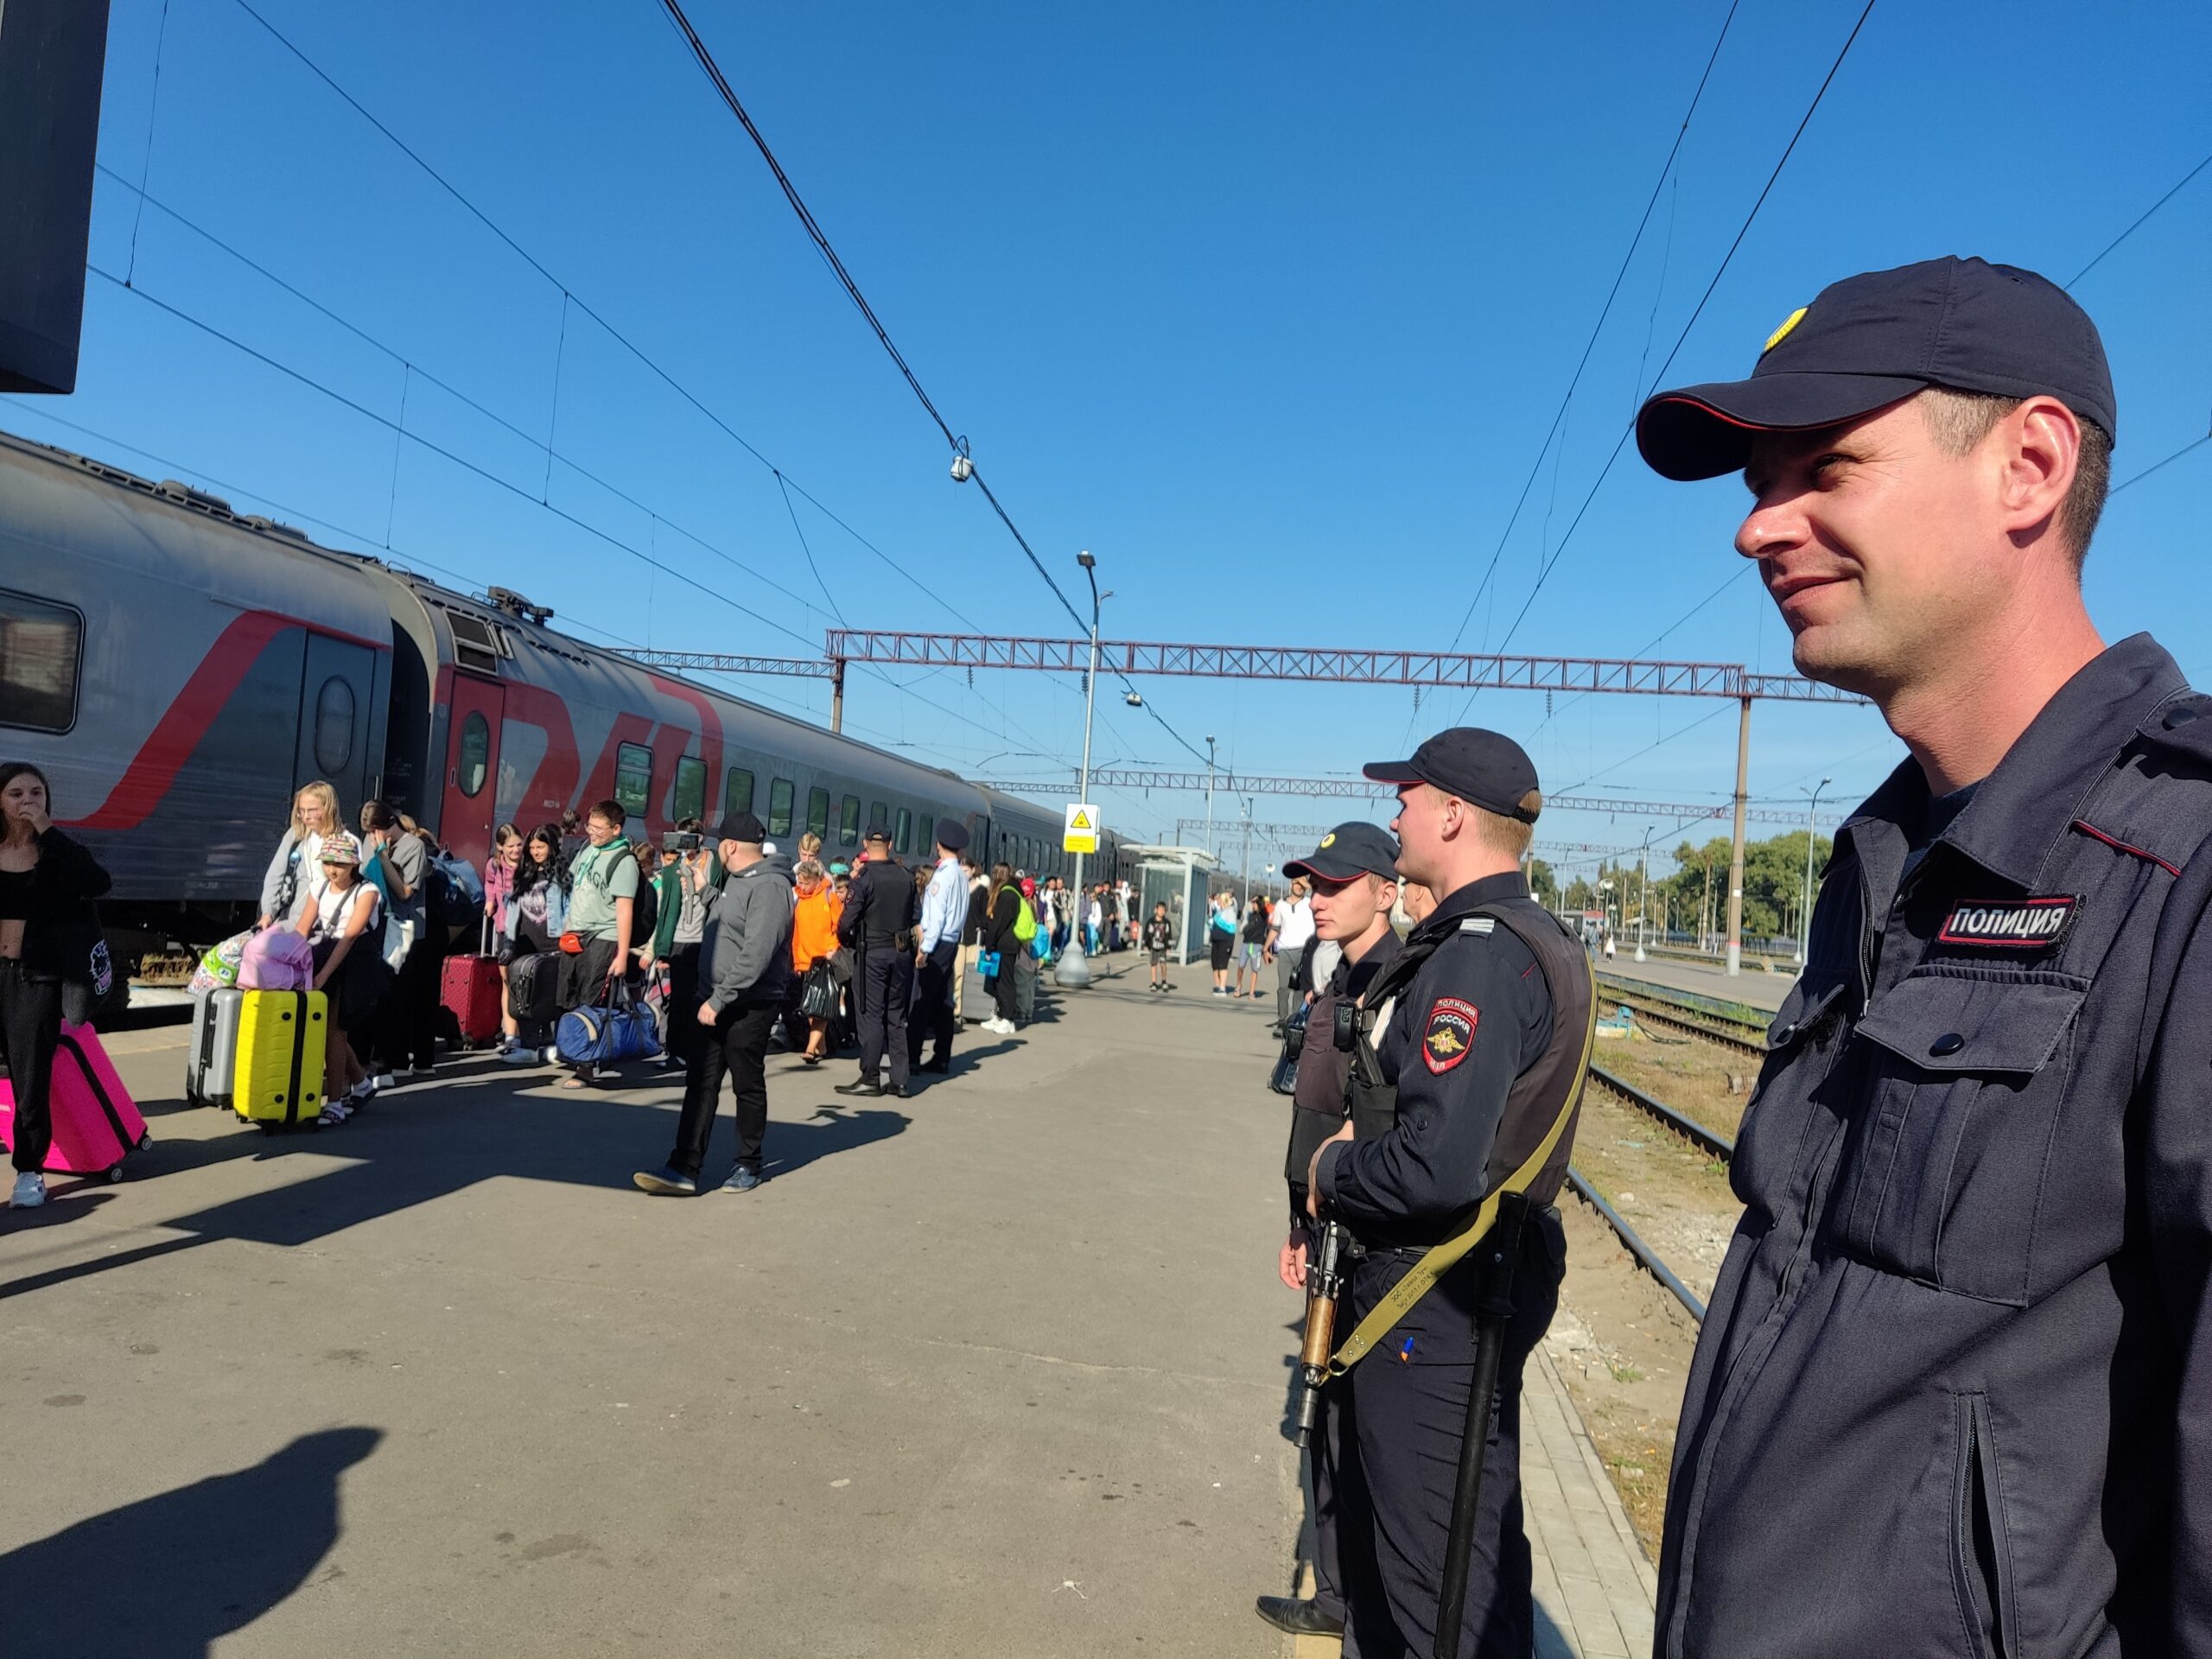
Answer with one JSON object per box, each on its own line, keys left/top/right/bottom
{"left": 1592, "top": 952, "right": 1792, "bottom": 1013}
{"left": 2, "top": 968, "right": 1651, "bottom": 1656}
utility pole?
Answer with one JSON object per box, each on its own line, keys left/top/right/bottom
{"left": 1204, "top": 735, "right": 1217, "bottom": 851}
{"left": 1726, "top": 696, "right": 1751, "bottom": 976}
{"left": 1635, "top": 828, "right": 1653, "bottom": 963}
{"left": 1239, "top": 798, "right": 1253, "bottom": 910}
{"left": 1056, "top": 551, "right": 1104, "bottom": 990}
{"left": 1798, "top": 777, "right": 1830, "bottom": 967}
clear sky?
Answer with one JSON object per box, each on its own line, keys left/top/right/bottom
{"left": 13, "top": 0, "right": 2209, "bottom": 883}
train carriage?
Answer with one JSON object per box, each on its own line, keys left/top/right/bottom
{"left": 0, "top": 429, "right": 1089, "bottom": 983}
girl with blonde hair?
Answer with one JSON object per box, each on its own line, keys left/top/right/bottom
{"left": 257, "top": 780, "right": 341, "bottom": 930}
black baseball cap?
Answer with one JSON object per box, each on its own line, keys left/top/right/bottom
{"left": 863, "top": 820, "right": 892, "bottom": 843}
{"left": 1364, "top": 728, "right": 1541, "bottom": 823}
{"left": 1284, "top": 821, "right": 1402, "bottom": 884}
{"left": 715, "top": 810, "right": 766, "bottom": 844}
{"left": 1636, "top": 256, "right": 2117, "bottom": 482}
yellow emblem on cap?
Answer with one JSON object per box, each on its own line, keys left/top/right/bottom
{"left": 1319, "top": 833, "right": 1337, "bottom": 849}
{"left": 1763, "top": 306, "right": 1809, "bottom": 354}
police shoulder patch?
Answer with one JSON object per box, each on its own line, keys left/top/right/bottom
{"left": 1937, "top": 896, "right": 2077, "bottom": 950}
{"left": 1423, "top": 996, "right": 1478, "bottom": 1074}
{"left": 1458, "top": 917, "right": 1495, "bottom": 935}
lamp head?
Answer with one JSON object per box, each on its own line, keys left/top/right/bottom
{"left": 1076, "top": 550, "right": 1096, "bottom": 569}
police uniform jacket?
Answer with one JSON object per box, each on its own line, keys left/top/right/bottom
{"left": 1284, "top": 926, "right": 1404, "bottom": 1224}
{"left": 1656, "top": 635, "right": 2212, "bottom": 1658}
{"left": 1316, "top": 871, "right": 1573, "bottom": 1348}
{"left": 836, "top": 858, "right": 919, "bottom": 949}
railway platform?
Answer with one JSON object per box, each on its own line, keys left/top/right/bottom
{"left": 3, "top": 963, "right": 1652, "bottom": 1656}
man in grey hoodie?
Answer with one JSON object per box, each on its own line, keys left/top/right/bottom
{"left": 633, "top": 811, "right": 794, "bottom": 1196}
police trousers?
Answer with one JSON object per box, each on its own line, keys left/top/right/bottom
{"left": 909, "top": 942, "right": 957, "bottom": 1066}
{"left": 1340, "top": 1238, "right": 1563, "bottom": 1659}
{"left": 854, "top": 947, "right": 912, "bottom": 1090}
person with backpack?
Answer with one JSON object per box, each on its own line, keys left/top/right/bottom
{"left": 977, "top": 861, "right": 1027, "bottom": 1036}
{"left": 1013, "top": 876, "right": 1043, "bottom": 1025}
{"left": 556, "top": 800, "right": 638, "bottom": 1089}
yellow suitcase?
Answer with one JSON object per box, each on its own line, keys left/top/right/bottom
{"left": 232, "top": 989, "right": 328, "bottom": 1130}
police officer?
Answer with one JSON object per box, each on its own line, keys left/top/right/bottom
{"left": 1631, "top": 257, "right": 2212, "bottom": 1656}
{"left": 1256, "top": 820, "right": 1404, "bottom": 1643}
{"left": 1306, "top": 729, "right": 1593, "bottom": 1659}
{"left": 835, "top": 823, "right": 918, "bottom": 1100}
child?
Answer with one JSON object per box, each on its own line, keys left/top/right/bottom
{"left": 1144, "top": 901, "right": 1175, "bottom": 992}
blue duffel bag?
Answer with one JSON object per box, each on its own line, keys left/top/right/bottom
{"left": 556, "top": 981, "right": 663, "bottom": 1068}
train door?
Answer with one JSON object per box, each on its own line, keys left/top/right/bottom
{"left": 292, "top": 632, "right": 378, "bottom": 814}
{"left": 439, "top": 674, "right": 506, "bottom": 868}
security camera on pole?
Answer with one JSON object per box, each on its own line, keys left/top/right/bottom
{"left": 1056, "top": 550, "right": 1105, "bottom": 989}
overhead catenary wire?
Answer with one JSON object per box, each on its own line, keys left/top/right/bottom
{"left": 2067, "top": 149, "right": 2212, "bottom": 290}
{"left": 222, "top": 0, "right": 973, "bottom": 633}
{"left": 648, "top": 0, "right": 1213, "bottom": 771}
{"left": 1456, "top": 0, "right": 1881, "bottom": 722}
{"left": 79, "top": 268, "right": 1072, "bottom": 760}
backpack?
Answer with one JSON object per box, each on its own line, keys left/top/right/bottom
{"left": 1012, "top": 890, "right": 1038, "bottom": 944}
{"left": 427, "top": 849, "right": 486, "bottom": 927}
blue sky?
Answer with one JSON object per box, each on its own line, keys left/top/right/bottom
{"left": 14, "top": 0, "right": 2209, "bottom": 882}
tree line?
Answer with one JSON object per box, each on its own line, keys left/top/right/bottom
{"left": 1529, "top": 830, "right": 1833, "bottom": 944}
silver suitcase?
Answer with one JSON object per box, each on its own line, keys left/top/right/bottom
{"left": 186, "top": 986, "right": 245, "bottom": 1109}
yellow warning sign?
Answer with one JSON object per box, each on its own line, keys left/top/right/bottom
{"left": 1063, "top": 803, "right": 1100, "bottom": 855}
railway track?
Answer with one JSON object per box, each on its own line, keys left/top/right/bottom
{"left": 1596, "top": 976, "right": 1768, "bottom": 1058}
{"left": 1568, "top": 1065, "right": 1739, "bottom": 1324}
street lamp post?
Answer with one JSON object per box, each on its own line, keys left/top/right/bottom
{"left": 1635, "top": 829, "right": 1654, "bottom": 963}
{"left": 1797, "top": 777, "right": 1830, "bottom": 968}
{"left": 1056, "top": 552, "right": 1104, "bottom": 989}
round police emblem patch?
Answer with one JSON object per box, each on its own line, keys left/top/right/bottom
{"left": 1423, "top": 997, "right": 1478, "bottom": 1075}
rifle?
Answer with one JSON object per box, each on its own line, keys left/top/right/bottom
{"left": 1294, "top": 1219, "right": 1351, "bottom": 1446}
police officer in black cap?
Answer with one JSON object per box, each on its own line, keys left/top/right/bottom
{"left": 1304, "top": 728, "right": 1594, "bottom": 1659}
{"left": 835, "top": 821, "right": 919, "bottom": 1099}
{"left": 1636, "top": 259, "right": 2212, "bottom": 1656}
{"left": 1256, "top": 819, "right": 1404, "bottom": 1643}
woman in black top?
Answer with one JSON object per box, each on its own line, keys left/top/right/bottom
{"left": 0, "top": 762, "right": 115, "bottom": 1210}
{"left": 979, "top": 861, "right": 1025, "bottom": 1033}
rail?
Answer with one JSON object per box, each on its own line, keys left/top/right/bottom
{"left": 1586, "top": 1066, "right": 1736, "bottom": 1161}
{"left": 1566, "top": 1169, "right": 1707, "bottom": 1323}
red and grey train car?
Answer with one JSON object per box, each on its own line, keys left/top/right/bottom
{"left": 0, "top": 429, "right": 1129, "bottom": 981}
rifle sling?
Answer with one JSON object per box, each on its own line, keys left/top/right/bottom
{"left": 1325, "top": 940, "right": 1596, "bottom": 1377}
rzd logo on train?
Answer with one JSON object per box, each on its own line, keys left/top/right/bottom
{"left": 1423, "top": 997, "right": 1479, "bottom": 1075}
{"left": 1937, "top": 896, "right": 2077, "bottom": 950}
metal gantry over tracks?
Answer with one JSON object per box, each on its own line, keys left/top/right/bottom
{"left": 626, "top": 629, "right": 1872, "bottom": 977}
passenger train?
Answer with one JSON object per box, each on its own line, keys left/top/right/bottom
{"left": 0, "top": 429, "right": 1137, "bottom": 983}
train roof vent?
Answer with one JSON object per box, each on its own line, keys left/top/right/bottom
{"left": 154, "top": 479, "right": 234, "bottom": 517}
{"left": 238, "top": 514, "right": 313, "bottom": 544}
{"left": 443, "top": 609, "right": 512, "bottom": 674}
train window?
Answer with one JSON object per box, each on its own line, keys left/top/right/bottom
{"left": 894, "top": 808, "right": 912, "bottom": 854}
{"left": 0, "top": 590, "right": 83, "bottom": 734}
{"left": 673, "top": 756, "right": 707, "bottom": 824}
{"left": 839, "top": 795, "right": 861, "bottom": 847}
{"left": 614, "top": 741, "right": 652, "bottom": 817}
{"left": 806, "top": 787, "right": 830, "bottom": 840}
{"left": 868, "top": 802, "right": 887, "bottom": 839}
{"left": 768, "top": 778, "right": 795, "bottom": 837}
{"left": 725, "top": 767, "right": 755, "bottom": 818}
{"left": 313, "top": 677, "right": 356, "bottom": 773}
{"left": 457, "top": 712, "right": 492, "bottom": 798}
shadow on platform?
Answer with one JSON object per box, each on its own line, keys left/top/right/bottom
{"left": 0, "top": 1427, "right": 382, "bottom": 1656}
{"left": 0, "top": 1058, "right": 909, "bottom": 1303}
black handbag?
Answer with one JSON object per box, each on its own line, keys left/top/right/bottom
{"left": 826, "top": 946, "right": 855, "bottom": 986}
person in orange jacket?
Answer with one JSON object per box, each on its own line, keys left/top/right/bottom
{"left": 788, "top": 858, "right": 844, "bottom": 1065}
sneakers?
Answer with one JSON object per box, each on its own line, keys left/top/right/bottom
{"left": 370, "top": 1072, "right": 397, "bottom": 1091}
{"left": 499, "top": 1045, "right": 541, "bottom": 1065}
{"left": 1212, "top": 987, "right": 1228, "bottom": 997}
{"left": 721, "top": 1166, "right": 763, "bottom": 1193}
{"left": 10, "top": 1171, "right": 46, "bottom": 1209}
{"left": 982, "top": 1018, "right": 1016, "bottom": 1036}
{"left": 632, "top": 1166, "right": 699, "bottom": 1196}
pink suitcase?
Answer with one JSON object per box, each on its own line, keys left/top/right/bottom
{"left": 0, "top": 1023, "right": 151, "bottom": 1182}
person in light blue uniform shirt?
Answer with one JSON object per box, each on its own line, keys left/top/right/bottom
{"left": 909, "top": 818, "right": 969, "bottom": 1077}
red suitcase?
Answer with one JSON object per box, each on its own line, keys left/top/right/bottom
{"left": 440, "top": 919, "right": 505, "bottom": 1049}
{"left": 0, "top": 1022, "right": 150, "bottom": 1182}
